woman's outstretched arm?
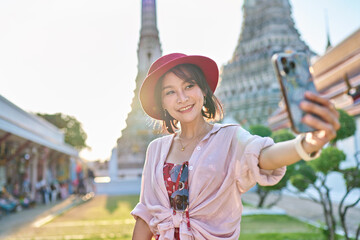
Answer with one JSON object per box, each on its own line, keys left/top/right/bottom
{"left": 259, "top": 137, "right": 308, "bottom": 169}
{"left": 259, "top": 92, "right": 340, "bottom": 170}
{"left": 132, "top": 217, "right": 153, "bottom": 240}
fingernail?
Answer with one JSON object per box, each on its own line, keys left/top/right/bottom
{"left": 305, "top": 91, "right": 312, "bottom": 97}
{"left": 299, "top": 102, "right": 307, "bottom": 108}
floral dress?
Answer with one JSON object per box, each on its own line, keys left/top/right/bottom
{"left": 155, "top": 161, "right": 190, "bottom": 240}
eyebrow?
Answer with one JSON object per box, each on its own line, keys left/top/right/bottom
{"left": 161, "top": 79, "right": 195, "bottom": 91}
{"left": 162, "top": 85, "right": 172, "bottom": 91}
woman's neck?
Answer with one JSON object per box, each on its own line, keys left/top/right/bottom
{"left": 179, "top": 118, "right": 211, "bottom": 140}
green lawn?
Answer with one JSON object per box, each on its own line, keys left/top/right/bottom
{"left": 104, "top": 195, "right": 328, "bottom": 240}
{"left": 239, "top": 232, "right": 325, "bottom": 240}
{"left": 9, "top": 195, "right": 341, "bottom": 240}
{"left": 240, "top": 215, "right": 324, "bottom": 240}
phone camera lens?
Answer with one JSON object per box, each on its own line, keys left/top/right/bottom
{"left": 289, "top": 61, "right": 296, "bottom": 69}
{"left": 283, "top": 67, "right": 289, "bottom": 74}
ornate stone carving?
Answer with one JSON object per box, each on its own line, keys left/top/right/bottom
{"left": 216, "top": 0, "right": 314, "bottom": 127}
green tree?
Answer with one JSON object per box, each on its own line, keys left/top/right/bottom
{"left": 37, "top": 113, "right": 90, "bottom": 150}
{"left": 249, "top": 124, "right": 272, "bottom": 137}
{"left": 289, "top": 110, "right": 358, "bottom": 240}
{"left": 249, "top": 126, "right": 295, "bottom": 208}
{"left": 339, "top": 163, "right": 360, "bottom": 240}
{"left": 272, "top": 129, "right": 296, "bottom": 143}
{"left": 331, "top": 109, "right": 357, "bottom": 144}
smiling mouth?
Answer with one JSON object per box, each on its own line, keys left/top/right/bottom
{"left": 178, "top": 105, "right": 194, "bottom": 112}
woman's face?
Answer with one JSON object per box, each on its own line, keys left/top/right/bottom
{"left": 161, "top": 71, "right": 205, "bottom": 124}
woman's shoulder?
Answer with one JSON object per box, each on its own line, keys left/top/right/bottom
{"left": 213, "top": 123, "right": 253, "bottom": 142}
{"left": 148, "top": 134, "right": 173, "bottom": 150}
{"left": 214, "top": 123, "right": 247, "bottom": 134}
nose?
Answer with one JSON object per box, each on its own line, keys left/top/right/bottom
{"left": 177, "top": 90, "right": 189, "bottom": 103}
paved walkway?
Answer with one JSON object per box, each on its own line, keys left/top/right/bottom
{"left": 242, "top": 192, "right": 360, "bottom": 238}
{"left": 0, "top": 179, "right": 135, "bottom": 238}
{"left": 0, "top": 193, "right": 93, "bottom": 239}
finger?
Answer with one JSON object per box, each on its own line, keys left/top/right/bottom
{"left": 302, "top": 114, "right": 337, "bottom": 140}
{"left": 304, "top": 93, "right": 340, "bottom": 119}
{"left": 304, "top": 92, "right": 339, "bottom": 117}
{"left": 328, "top": 102, "right": 340, "bottom": 119}
{"left": 300, "top": 101, "right": 339, "bottom": 128}
{"left": 301, "top": 92, "right": 341, "bottom": 130}
{"left": 304, "top": 91, "right": 331, "bottom": 107}
{"left": 332, "top": 112, "right": 341, "bottom": 131}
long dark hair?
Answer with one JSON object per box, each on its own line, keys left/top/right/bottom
{"left": 154, "top": 64, "right": 223, "bottom": 134}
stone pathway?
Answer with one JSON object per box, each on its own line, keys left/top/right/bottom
{"left": 0, "top": 193, "right": 94, "bottom": 239}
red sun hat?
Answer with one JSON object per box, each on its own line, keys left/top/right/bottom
{"left": 139, "top": 53, "right": 219, "bottom": 120}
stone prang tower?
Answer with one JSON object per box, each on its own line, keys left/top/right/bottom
{"left": 116, "top": 0, "right": 162, "bottom": 177}
{"left": 216, "top": 0, "right": 313, "bottom": 126}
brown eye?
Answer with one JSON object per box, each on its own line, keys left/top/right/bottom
{"left": 165, "top": 90, "right": 175, "bottom": 96}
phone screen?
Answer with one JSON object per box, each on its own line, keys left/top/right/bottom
{"left": 272, "top": 52, "right": 318, "bottom": 133}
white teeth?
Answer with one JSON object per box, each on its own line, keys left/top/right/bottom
{"left": 179, "top": 105, "right": 192, "bottom": 112}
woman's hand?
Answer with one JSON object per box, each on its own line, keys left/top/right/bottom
{"left": 299, "top": 91, "right": 341, "bottom": 154}
{"left": 256, "top": 91, "right": 341, "bottom": 170}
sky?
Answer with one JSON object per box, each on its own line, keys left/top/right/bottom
{"left": 1, "top": 0, "right": 359, "bottom": 161}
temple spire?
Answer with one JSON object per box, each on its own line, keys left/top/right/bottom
{"left": 217, "top": 0, "right": 313, "bottom": 127}
{"left": 115, "top": 0, "right": 162, "bottom": 178}
{"left": 325, "top": 9, "right": 332, "bottom": 51}
{"left": 137, "top": 0, "right": 162, "bottom": 76}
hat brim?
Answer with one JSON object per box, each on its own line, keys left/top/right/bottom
{"left": 139, "top": 55, "right": 219, "bottom": 120}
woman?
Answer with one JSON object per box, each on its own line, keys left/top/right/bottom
{"left": 131, "top": 53, "right": 340, "bottom": 240}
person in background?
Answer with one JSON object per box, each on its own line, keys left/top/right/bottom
{"left": 87, "top": 168, "right": 96, "bottom": 193}
{"left": 0, "top": 186, "right": 19, "bottom": 214}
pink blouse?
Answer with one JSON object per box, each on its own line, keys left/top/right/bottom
{"left": 131, "top": 124, "right": 286, "bottom": 240}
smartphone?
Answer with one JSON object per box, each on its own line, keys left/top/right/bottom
{"left": 272, "top": 52, "right": 318, "bottom": 134}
